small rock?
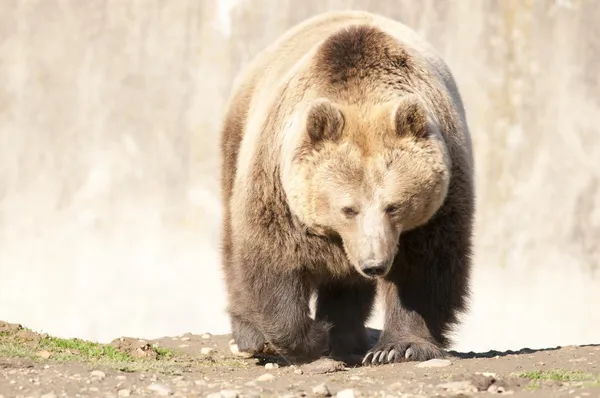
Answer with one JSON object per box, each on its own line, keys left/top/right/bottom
{"left": 180, "top": 336, "right": 190, "bottom": 341}
{"left": 202, "top": 333, "right": 212, "bottom": 339}
{"left": 116, "top": 375, "right": 127, "bottom": 381}
{"left": 416, "top": 358, "right": 452, "bottom": 368}
{"left": 147, "top": 383, "right": 172, "bottom": 396}
{"left": 294, "top": 369, "right": 304, "bottom": 375}
{"left": 194, "top": 380, "right": 207, "bottom": 386}
{"left": 336, "top": 389, "right": 356, "bottom": 398}
{"left": 220, "top": 390, "right": 240, "bottom": 398}
{"left": 36, "top": 350, "right": 52, "bottom": 359}
{"left": 312, "top": 382, "right": 331, "bottom": 396}
{"left": 487, "top": 384, "right": 507, "bottom": 393}
{"left": 229, "top": 343, "right": 253, "bottom": 358}
{"left": 265, "top": 362, "right": 279, "bottom": 370}
{"left": 41, "top": 393, "right": 58, "bottom": 398}
{"left": 90, "top": 370, "right": 106, "bottom": 380}
{"left": 118, "top": 388, "right": 131, "bottom": 397}
{"left": 178, "top": 344, "right": 190, "bottom": 348}
{"left": 201, "top": 347, "right": 215, "bottom": 355}
{"left": 301, "top": 358, "right": 346, "bottom": 374}
{"left": 437, "top": 380, "right": 478, "bottom": 394}
{"left": 206, "top": 394, "right": 223, "bottom": 398}
{"left": 256, "top": 373, "right": 275, "bottom": 382}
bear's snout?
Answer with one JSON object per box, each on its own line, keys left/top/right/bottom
{"left": 360, "top": 260, "right": 389, "bottom": 277}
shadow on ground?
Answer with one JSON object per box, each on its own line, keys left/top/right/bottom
{"left": 364, "top": 328, "right": 599, "bottom": 360}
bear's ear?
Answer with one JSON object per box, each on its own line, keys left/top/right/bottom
{"left": 392, "top": 94, "right": 428, "bottom": 139}
{"left": 306, "top": 99, "right": 344, "bottom": 144}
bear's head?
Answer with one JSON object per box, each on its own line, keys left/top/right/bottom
{"left": 281, "top": 93, "right": 451, "bottom": 278}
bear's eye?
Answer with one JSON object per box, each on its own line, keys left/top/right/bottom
{"left": 385, "top": 204, "right": 401, "bottom": 215}
{"left": 341, "top": 207, "right": 359, "bottom": 218}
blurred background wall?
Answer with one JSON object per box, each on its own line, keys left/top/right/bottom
{"left": 0, "top": 0, "right": 598, "bottom": 353}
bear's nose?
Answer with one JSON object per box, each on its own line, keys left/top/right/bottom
{"left": 361, "top": 261, "right": 387, "bottom": 277}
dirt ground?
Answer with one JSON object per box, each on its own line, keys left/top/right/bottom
{"left": 1, "top": 321, "right": 599, "bottom": 398}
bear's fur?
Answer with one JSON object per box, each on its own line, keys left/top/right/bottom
{"left": 219, "top": 10, "right": 474, "bottom": 366}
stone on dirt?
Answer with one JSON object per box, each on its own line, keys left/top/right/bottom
{"left": 336, "top": 388, "right": 356, "bottom": 398}
{"left": 147, "top": 383, "right": 172, "bottom": 396}
{"left": 312, "top": 382, "right": 331, "bottom": 396}
{"left": 437, "top": 380, "right": 478, "bottom": 394}
{"left": 229, "top": 342, "right": 253, "bottom": 358}
{"left": 301, "top": 358, "right": 346, "bottom": 374}
{"left": 90, "top": 370, "right": 106, "bottom": 380}
{"left": 256, "top": 373, "right": 275, "bottom": 382}
{"left": 220, "top": 389, "right": 240, "bottom": 398}
{"left": 416, "top": 358, "right": 452, "bottom": 368}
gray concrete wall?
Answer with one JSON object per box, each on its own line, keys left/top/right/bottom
{"left": 1, "top": 0, "right": 598, "bottom": 352}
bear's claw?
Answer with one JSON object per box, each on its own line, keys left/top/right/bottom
{"left": 362, "top": 341, "right": 444, "bottom": 366}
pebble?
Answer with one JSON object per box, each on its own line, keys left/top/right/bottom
{"left": 220, "top": 389, "right": 240, "bottom": 398}
{"left": 312, "top": 382, "right": 331, "bottom": 396}
{"left": 181, "top": 336, "right": 191, "bottom": 341}
{"left": 118, "top": 388, "right": 131, "bottom": 397}
{"left": 437, "top": 380, "right": 478, "bottom": 394}
{"left": 179, "top": 344, "right": 190, "bottom": 348}
{"left": 416, "top": 358, "right": 452, "bottom": 368}
{"left": 294, "top": 369, "right": 304, "bottom": 375}
{"left": 202, "top": 333, "right": 212, "bottom": 339}
{"left": 36, "top": 350, "right": 52, "bottom": 359}
{"left": 206, "top": 394, "right": 223, "bottom": 398}
{"left": 229, "top": 343, "right": 253, "bottom": 358}
{"left": 487, "top": 384, "right": 509, "bottom": 393}
{"left": 194, "top": 380, "right": 207, "bottom": 386}
{"left": 336, "top": 389, "right": 356, "bottom": 398}
{"left": 41, "top": 393, "right": 57, "bottom": 398}
{"left": 201, "top": 347, "right": 215, "bottom": 355}
{"left": 116, "top": 375, "right": 127, "bottom": 381}
{"left": 256, "top": 373, "right": 276, "bottom": 382}
{"left": 147, "top": 383, "right": 172, "bottom": 396}
{"left": 265, "top": 362, "right": 279, "bottom": 370}
{"left": 90, "top": 370, "right": 106, "bottom": 380}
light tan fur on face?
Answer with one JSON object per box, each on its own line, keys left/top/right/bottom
{"left": 281, "top": 94, "right": 451, "bottom": 277}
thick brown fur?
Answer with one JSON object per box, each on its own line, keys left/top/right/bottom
{"left": 219, "top": 10, "right": 474, "bottom": 366}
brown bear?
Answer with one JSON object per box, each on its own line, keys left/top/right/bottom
{"left": 219, "top": 10, "right": 474, "bottom": 366}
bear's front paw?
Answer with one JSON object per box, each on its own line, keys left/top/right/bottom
{"left": 361, "top": 339, "right": 445, "bottom": 366}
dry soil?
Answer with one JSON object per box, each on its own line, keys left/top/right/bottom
{"left": 1, "top": 321, "right": 599, "bottom": 398}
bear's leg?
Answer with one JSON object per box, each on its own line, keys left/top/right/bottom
{"left": 362, "top": 204, "right": 472, "bottom": 365}
{"left": 230, "top": 314, "right": 267, "bottom": 354}
{"left": 315, "top": 278, "right": 376, "bottom": 364}
{"left": 233, "top": 267, "right": 330, "bottom": 364}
